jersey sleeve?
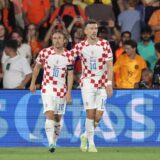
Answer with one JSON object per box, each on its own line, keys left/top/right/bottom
{"left": 103, "top": 40, "right": 113, "bottom": 61}
{"left": 36, "top": 49, "right": 46, "bottom": 65}
{"left": 65, "top": 51, "right": 74, "bottom": 71}
{"left": 70, "top": 43, "right": 82, "bottom": 60}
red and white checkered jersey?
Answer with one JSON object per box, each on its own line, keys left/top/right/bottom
{"left": 36, "top": 46, "right": 73, "bottom": 98}
{"left": 70, "top": 38, "right": 113, "bottom": 88}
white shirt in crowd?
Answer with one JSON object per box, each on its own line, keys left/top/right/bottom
{"left": 1, "top": 43, "right": 32, "bottom": 65}
{"left": 2, "top": 55, "right": 32, "bottom": 89}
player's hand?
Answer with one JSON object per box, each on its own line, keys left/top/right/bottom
{"left": 105, "top": 85, "right": 113, "bottom": 98}
{"left": 29, "top": 84, "right": 36, "bottom": 93}
{"left": 66, "top": 91, "right": 72, "bottom": 105}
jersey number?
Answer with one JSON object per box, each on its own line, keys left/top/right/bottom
{"left": 90, "top": 62, "right": 97, "bottom": 70}
{"left": 53, "top": 68, "right": 59, "bottom": 77}
{"left": 58, "top": 104, "right": 64, "bottom": 111}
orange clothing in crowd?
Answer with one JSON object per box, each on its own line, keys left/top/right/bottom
{"left": 115, "top": 47, "right": 124, "bottom": 60}
{"left": 29, "top": 39, "right": 42, "bottom": 56}
{"left": 114, "top": 53, "right": 147, "bottom": 88}
{"left": 2, "top": 8, "right": 12, "bottom": 32}
{"left": 49, "top": 5, "right": 86, "bottom": 23}
{"left": 148, "top": 9, "right": 160, "bottom": 43}
{"left": 22, "top": 0, "right": 50, "bottom": 25}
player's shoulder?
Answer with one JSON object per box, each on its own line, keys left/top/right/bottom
{"left": 39, "top": 46, "right": 55, "bottom": 56}
{"left": 75, "top": 39, "right": 87, "bottom": 47}
{"left": 98, "top": 38, "right": 110, "bottom": 46}
{"left": 41, "top": 46, "right": 54, "bottom": 53}
{"left": 62, "top": 49, "right": 70, "bottom": 56}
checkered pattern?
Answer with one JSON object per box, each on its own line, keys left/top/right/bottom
{"left": 70, "top": 38, "right": 113, "bottom": 88}
{"left": 36, "top": 47, "right": 73, "bottom": 98}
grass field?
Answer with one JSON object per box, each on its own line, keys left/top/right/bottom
{"left": 0, "top": 147, "right": 160, "bottom": 160}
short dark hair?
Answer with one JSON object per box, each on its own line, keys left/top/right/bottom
{"left": 121, "top": 31, "right": 132, "bottom": 38}
{"left": 123, "top": 39, "right": 137, "bottom": 49}
{"left": 84, "top": 19, "right": 97, "bottom": 28}
{"left": 11, "top": 27, "right": 24, "bottom": 38}
{"left": 141, "top": 26, "right": 152, "bottom": 34}
{"left": 155, "top": 43, "right": 160, "bottom": 53}
{"left": 4, "top": 39, "right": 18, "bottom": 50}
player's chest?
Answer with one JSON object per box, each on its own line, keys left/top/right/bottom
{"left": 81, "top": 45, "right": 105, "bottom": 59}
{"left": 45, "top": 54, "right": 68, "bottom": 69}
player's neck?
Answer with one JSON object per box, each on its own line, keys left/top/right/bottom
{"left": 54, "top": 47, "right": 64, "bottom": 54}
{"left": 87, "top": 38, "right": 98, "bottom": 45}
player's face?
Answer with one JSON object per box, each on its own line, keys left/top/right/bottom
{"left": 51, "top": 32, "right": 65, "bottom": 49}
{"left": 84, "top": 23, "right": 98, "bottom": 40}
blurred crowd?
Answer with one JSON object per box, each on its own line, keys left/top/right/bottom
{"left": 0, "top": 0, "right": 160, "bottom": 89}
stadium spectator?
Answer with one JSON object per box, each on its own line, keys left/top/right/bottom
{"left": 115, "top": 31, "right": 132, "bottom": 60}
{"left": 152, "top": 42, "right": 160, "bottom": 88}
{"left": 73, "top": 0, "right": 87, "bottom": 10}
{"left": 49, "top": 0, "right": 59, "bottom": 14}
{"left": 69, "top": 16, "right": 85, "bottom": 46}
{"left": 70, "top": 19, "right": 113, "bottom": 152}
{"left": 134, "top": 68, "right": 153, "bottom": 88}
{"left": 0, "top": 23, "right": 8, "bottom": 88}
{"left": 0, "top": 0, "right": 16, "bottom": 32}
{"left": 49, "top": 0, "right": 86, "bottom": 28}
{"left": 43, "top": 18, "right": 68, "bottom": 48}
{"left": 25, "top": 24, "right": 43, "bottom": 60}
{"left": 0, "top": 23, "right": 8, "bottom": 56}
{"left": 137, "top": 26, "right": 157, "bottom": 71}
{"left": 22, "top": 0, "right": 50, "bottom": 40}
{"left": 12, "top": 0, "right": 25, "bottom": 29}
{"left": 85, "top": 0, "right": 115, "bottom": 23}
{"left": 10, "top": 28, "right": 32, "bottom": 64}
{"left": 144, "top": 0, "right": 160, "bottom": 25}
{"left": 118, "top": 0, "right": 141, "bottom": 42}
{"left": 1, "top": 28, "right": 32, "bottom": 75}
{"left": 114, "top": 40, "right": 147, "bottom": 88}
{"left": 148, "top": 8, "right": 160, "bottom": 43}
{"left": 2, "top": 39, "right": 32, "bottom": 89}
{"left": 30, "top": 30, "right": 74, "bottom": 153}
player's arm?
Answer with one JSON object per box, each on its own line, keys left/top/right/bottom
{"left": 29, "top": 63, "right": 42, "bottom": 93}
{"left": 66, "top": 65, "right": 74, "bottom": 104}
{"left": 106, "top": 59, "right": 113, "bottom": 97}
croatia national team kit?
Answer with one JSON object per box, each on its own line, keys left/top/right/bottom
{"left": 71, "top": 38, "right": 113, "bottom": 110}
{"left": 36, "top": 46, "right": 73, "bottom": 114}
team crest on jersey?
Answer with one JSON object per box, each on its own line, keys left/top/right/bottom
{"left": 135, "top": 65, "right": 139, "bottom": 70}
{"left": 56, "top": 60, "right": 59, "bottom": 65}
{"left": 91, "top": 51, "right": 94, "bottom": 55}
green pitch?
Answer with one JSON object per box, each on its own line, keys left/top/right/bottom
{"left": 0, "top": 147, "right": 160, "bottom": 160}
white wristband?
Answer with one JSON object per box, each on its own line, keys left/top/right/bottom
{"left": 107, "top": 80, "right": 112, "bottom": 85}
